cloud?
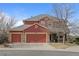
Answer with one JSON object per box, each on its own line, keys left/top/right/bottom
{"left": 14, "top": 20, "right": 23, "bottom": 27}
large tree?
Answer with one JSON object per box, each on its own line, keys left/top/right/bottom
{"left": 52, "top": 4, "right": 73, "bottom": 21}
{"left": 51, "top": 4, "right": 78, "bottom": 43}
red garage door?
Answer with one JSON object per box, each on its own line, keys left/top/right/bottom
{"left": 11, "top": 34, "right": 21, "bottom": 43}
{"left": 27, "top": 34, "right": 46, "bottom": 43}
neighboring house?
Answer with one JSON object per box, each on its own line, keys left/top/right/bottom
{"left": 9, "top": 14, "right": 69, "bottom": 43}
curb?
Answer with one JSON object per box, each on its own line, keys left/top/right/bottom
{"left": 0, "top": 48, "right": 79, "bottom": 53}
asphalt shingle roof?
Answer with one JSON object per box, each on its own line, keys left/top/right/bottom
{"left": 10, "top": 14, "right": 68, "bottom": 33}
{"left": 10, "top": 25, "right": 31, "bottom": 31}
{"left": 23, "top": 14, "right": 61, "bottom": 21}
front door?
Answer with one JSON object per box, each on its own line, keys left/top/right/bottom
{"left": 50, "top": 33, "right": 58, "bottom": 43}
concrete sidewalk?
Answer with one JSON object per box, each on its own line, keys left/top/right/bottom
{"left": 0, "top": 43, "right": 79, "bottom": 53}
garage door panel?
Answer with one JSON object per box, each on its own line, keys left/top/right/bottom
{"left": 11, "top": 34, "right": 21, "bottom": 43}
{"left": 27, "top": 34, "right": 46, "bottom": 43}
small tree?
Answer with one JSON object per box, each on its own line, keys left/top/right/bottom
{"left": 0, "top": 11, "right": 16, "bottom": 44}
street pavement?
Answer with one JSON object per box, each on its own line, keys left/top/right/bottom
{"left": 0, "top": 50, "right": 79, "bottom": 56}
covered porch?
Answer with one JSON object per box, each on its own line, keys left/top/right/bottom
{"left": 49, "top": 32, "right": 68, "bottom": 43}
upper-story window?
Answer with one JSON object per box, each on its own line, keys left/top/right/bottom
{"left": 40, "top": 20, "right": 45, "bottom": 25}
{"left": 44, "top": 17, "right": 48, "bottom": 21}
{"left": 48, "top": 23, "right": 52, "bottom": 26}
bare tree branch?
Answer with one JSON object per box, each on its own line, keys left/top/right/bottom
{"left": 0, "top": 11, "right": 16, "bottom": 40}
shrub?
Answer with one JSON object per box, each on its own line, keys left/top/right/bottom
{"left": 75, "top": 38, "right": 79, "bottom": 45}
{"left": 75, "top": 42, "right": 79, "bottom": 45}
{"left": 68, "top": 38, "right": 74, "bottom": 43}
{"left": 0, "top": 33, "right": 8, "bottom": 44}
{"left": 75, "top": 38, "right": 79, "bottom": 42}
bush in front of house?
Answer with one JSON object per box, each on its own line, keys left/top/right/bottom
{"left": 75, "top": 38, "right": 79, "bottom": 45}
{"left": 68, "top": 38, "right": 74, "bottom": 43}
{"left": 0, "top": 33, "right": 8, "bottom": 44}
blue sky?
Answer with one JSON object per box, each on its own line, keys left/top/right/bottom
{"left": 0, "top": 3, "right": 79, "bottom": 25}
{"left": 0, "top": 3, "right": 53, "bottom": 20}
{"left": 0, "top": 3, "right": 79, "bottom": 20}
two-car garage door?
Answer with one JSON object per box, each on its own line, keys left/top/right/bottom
{"left": 27, "top": 34, "right": 46, "bottom": 43}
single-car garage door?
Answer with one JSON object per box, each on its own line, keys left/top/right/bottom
{"left": 27, "top": 34, "right": 46, "bottom": 43}
{"left": 11, "top": 34, "right": 21, "bottom": 43}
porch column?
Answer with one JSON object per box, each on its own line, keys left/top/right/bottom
{"left": 63, "top": 34, "right": 65, "bottom": 44}
{"left": 57, "top": 33, "right": 60, "bottom": 43}
{"left": 66, "top": 33, "right": 69, "bottom": 42}
{"left": 46, "top": 33, "right": 49, "bottom": 43}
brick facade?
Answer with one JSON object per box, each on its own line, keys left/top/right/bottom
{"left": 9, "top": 24, "right": 48, "bottom": 43}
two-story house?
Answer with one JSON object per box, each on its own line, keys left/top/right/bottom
{"left": 9, "top": 14, "right": 69, "bottom": 43}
